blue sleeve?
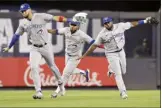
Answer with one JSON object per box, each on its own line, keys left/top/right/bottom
{"left": 89, "top": 40, "right": 95, "bottom": 45}
{"left": 138, "top": 20, "right": 145, "bottom": 25}
{"left": 8, "top": 34, "right": 20, "bottom": 49}
{"left": 56, "top": 29, "right": 58, "bottom": 35}
{"left": 85, "top": 40, "right": 95, "bottom": 51}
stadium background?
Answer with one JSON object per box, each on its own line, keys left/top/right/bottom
{"left": 0, "top": 0, "right": 160, "bottom": 90}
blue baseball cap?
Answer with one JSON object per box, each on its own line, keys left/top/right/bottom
{"left": 69, "top": 21, "right": 80, "bottom": 26}
{"left": 103, "top": 17, "right": 113, "bottom": 24}
{"left": 19, "top": 3, "right": 31, "bottom": 11}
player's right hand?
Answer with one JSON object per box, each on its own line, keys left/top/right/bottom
{"left": 3, "top": 47, "right": 10, "bottom": 52}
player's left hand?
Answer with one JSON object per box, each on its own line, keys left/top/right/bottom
{"left": 53, "top": 16, "right": 67, "bottom": 22}
{"left": 145, "top": 17, "right": 159, "bottom": 24}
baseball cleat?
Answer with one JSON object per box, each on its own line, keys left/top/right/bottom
{"left": 84, "top": 69, "right": 90, "bottom": 82}
{"left": 58, "top": 83, "right": 66, "bottom": 96}
{"left": 51, "top": 87, "right": 66, "bottom": 98}
{"left": 51, "top": 90, "right": 65, "bottom": 98}
{"left": 108, "top": 71, "right": 113, "bottom": 77}
{"left": 120, "top": 91, "right": 128, "bottom": 100}
{"left": 51, "top": 92, "right": 58, "bottom": 98}
{"left": 33, "top": 91, "right": 43, "bottom": 99}
{"left": 58, "top": 86, "right": 66, "bottom": 96}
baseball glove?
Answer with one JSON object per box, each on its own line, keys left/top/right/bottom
{"left": 146, "top": 17, "right": 159, "bottom": 24}
{"left": 73, "top": 12, "right": 88, "bottom": 24}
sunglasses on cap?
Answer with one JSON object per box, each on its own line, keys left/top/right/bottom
{"left": 70, "top": 21, "right": 80, "bottom": 26}
{"left": 104, "top": 22, "right": 112, "bottom": 25}
{"left": 19, "top": 10, "right": 27, "bottom": 13}
{"left": 70, "top": 24, "right": 78, "bottom": 26}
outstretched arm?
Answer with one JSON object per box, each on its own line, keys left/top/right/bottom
{"left": 48, "top": 27, "right": 66, "bottom": 35}
{"left": 3, "top": 23, "right": 24, "bottom": 52}
{"left": 47, "top": 29, "right": 58, "bottom": 34}
{"left": 3, "top": 34, "right": 20, "bottom": 52}
{"left": 130, "top": 20, "right": 147, "bottom": 27}
{"left": 53, "top": 16, "right": 71, "bottom": 23}
{"left": 130, "top": 17, "right": 159, "bottom": 27}
{"left": 43, "top": 13, "right": 71, "bottom": 23}
{"left": 88, "top": 40, "right": 104, "bottom": 49}
{"left": 77, "top": 44, "right": 98, "bottom": 60}
{"left": 82, "top": 32, "right": 104, "bottom": 50}
{"left": 121, "top": 17, "right": 159, "bottom": 31}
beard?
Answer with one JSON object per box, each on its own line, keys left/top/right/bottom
{"left": 70, "top": 29, "right": 77, "bottom": 34}
{"left": 24, "top": 15, "right": 32, "bottom": 21}
{"left": 24, "top": 15, "right": 29, "bottom": 19}
{"left": 106, "top": 25, "right": 113, "bottom": 31}
{"left": 23, "top": 13, "right": 30, "bottom": 19}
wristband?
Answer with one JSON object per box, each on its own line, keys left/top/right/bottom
{"left": 58, "top": 16, "right": 64, "bottom": 22}
{"left": 138, "top": 20, "right": 147, "bottom": 25}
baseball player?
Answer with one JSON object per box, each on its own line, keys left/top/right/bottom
{"left": 47, "top": 16, "right": 104, "bottom": 98}
{"left": 3, "top": 3, "right": 68, "bottom": 99}
{"left": 77, "top": 17, "right": 158, "bottom": 99}
{"left": 55, "top": 12, "right": 93, "bottom": 82}
{"left": 50, "top": 12, "right": 103, "bottom": 82}
{"left": 61, "top": 12, "right": 103, "bottom": 82}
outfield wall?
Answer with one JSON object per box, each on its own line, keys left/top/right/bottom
{"left": 0, "top": 57, "right": 157, "bottom": 90}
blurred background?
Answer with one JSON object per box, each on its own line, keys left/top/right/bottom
{"left": 0, "top": 0, "right": 160, "bottom": 90}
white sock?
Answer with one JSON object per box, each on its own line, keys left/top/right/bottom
{"left": 58, "top": 78, "right": 65, "bottom": 92}
{"left": 31, "top": 67, "right": 41, "bottom": 92}
{"left": 114, "top": 74, "right": 126, "bottom": 94}
{"left": 55, "top": 86, "right": 60, "bottom": 93}
{"left": 73, "top": 68, "right": 85, "bottom": 75}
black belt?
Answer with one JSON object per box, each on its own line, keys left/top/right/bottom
{"left": 67, "top": 53, "right": 77, "bottom": 57}
{"left": 33, "top": 43, "right": 47, "bottom": 48}
{"left": 110, "top": 49, "right": 122, "bottom": 53}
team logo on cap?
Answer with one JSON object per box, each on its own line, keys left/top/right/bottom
{"left": 21, "top": 5, "right": 25, "bottom": 8}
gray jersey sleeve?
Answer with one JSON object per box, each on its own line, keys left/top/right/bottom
{"left": 120, "top": 22, "right": 132, "bottom": 30}
{"left": 80, "top": 31, "right": 93, "bottom": 44}
{"left": 57, "top": 27, "right": 67, "bottom": 35}
{"left": 94, "top": 34, "right": 102, "bottom": 45}
{"left": 15, "top": 23, "right": 24, "bottom": 35}
{"left": 42, "top": 13, "right": 53, "bottom": 22}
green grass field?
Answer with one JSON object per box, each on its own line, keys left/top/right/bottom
{"left": 0, "top": 90, "right": 160, "bottom": 107}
